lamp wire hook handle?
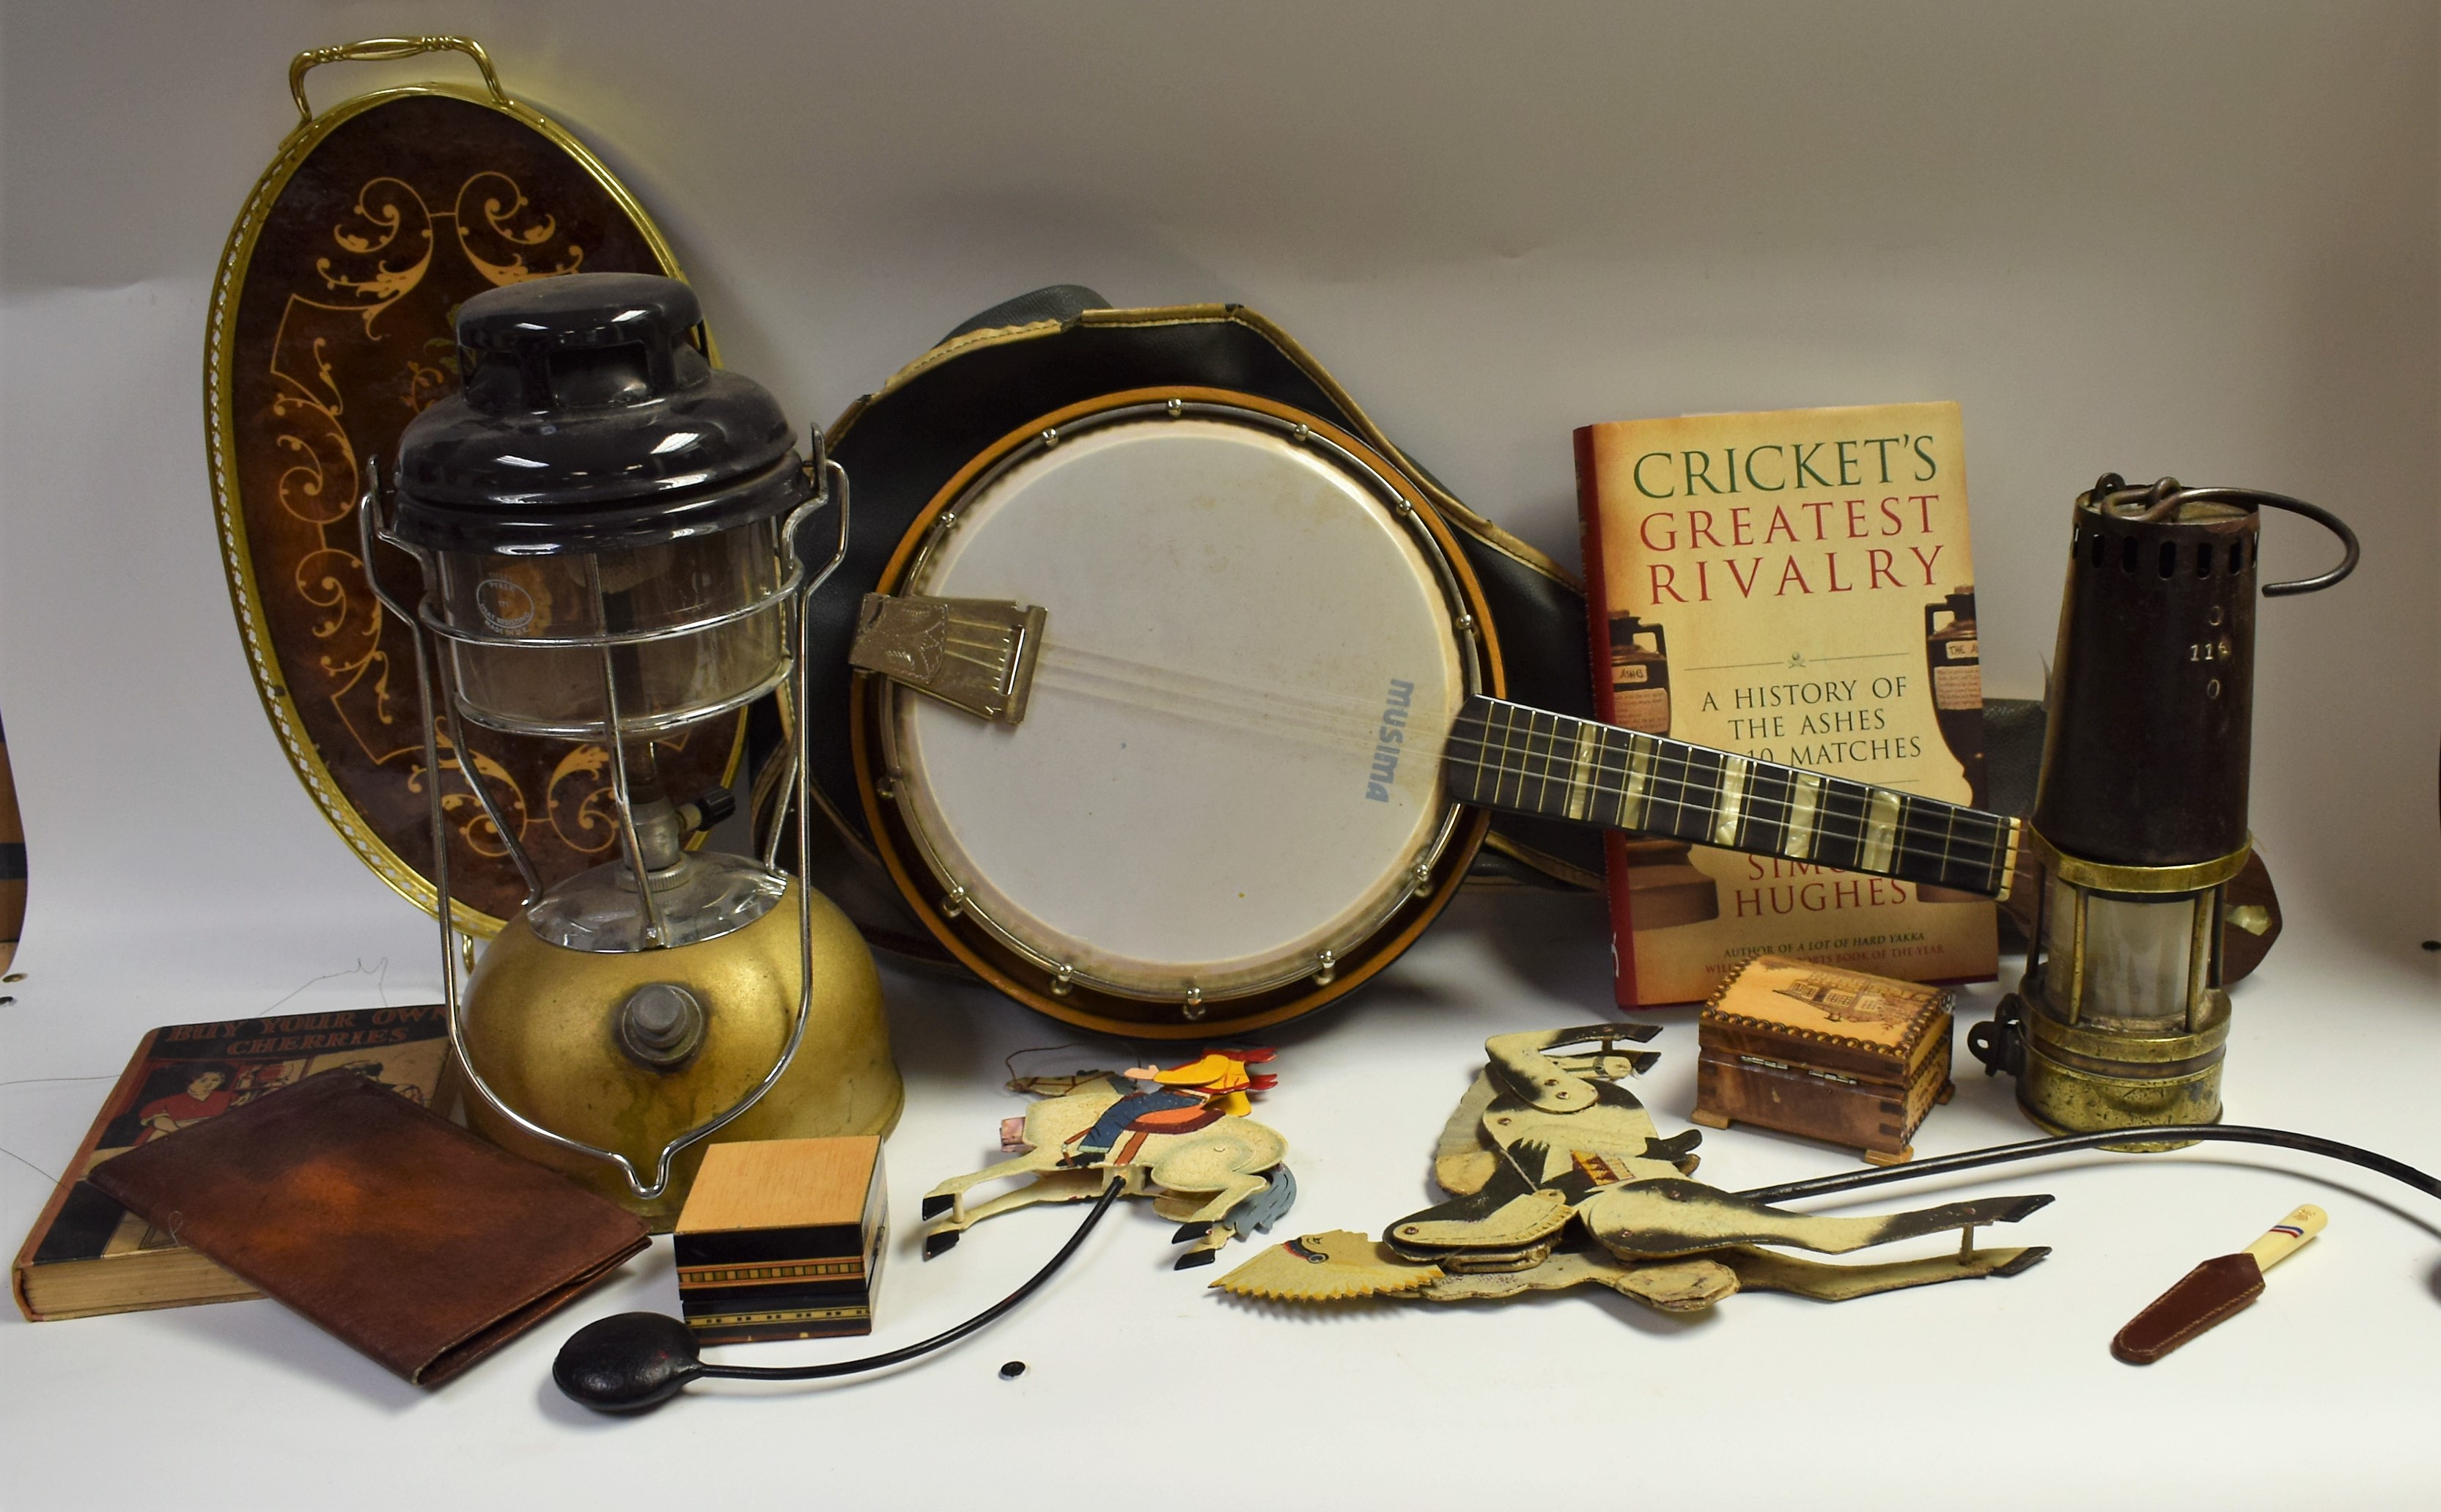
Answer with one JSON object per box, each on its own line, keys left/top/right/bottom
{"left": 2091, "top": 474, "right": 2358, "bottom": 597}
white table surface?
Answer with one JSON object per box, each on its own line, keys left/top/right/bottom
{"left": 3, "top": 897, "right": 2439, "bottom": 1510}
{"left": 4, "top": 4, "right": 2438, "bottom": 1507}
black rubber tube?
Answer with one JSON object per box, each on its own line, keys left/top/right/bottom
{"left": 1735, "top": 1124, "right": 2441, "bottom": 1206}
{"left": 695, "top": 1177, "right": 1124, "bottom": 1383}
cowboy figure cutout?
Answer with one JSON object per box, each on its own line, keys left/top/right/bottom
{"left": 924, "top": 1047, "right": 1296, "bottom": 1268}
{"left": 1065, "top": 1050, "right": 1278, "bottom": 1166}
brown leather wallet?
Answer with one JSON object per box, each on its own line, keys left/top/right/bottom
{"left": 92, "top": 1069, "right": 648, "bottom": 1385}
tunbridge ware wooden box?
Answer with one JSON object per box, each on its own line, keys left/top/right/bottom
{"left": 674, "top": 1136, "right": 886, "bottom": 1345}
{"left": 1689, "top": 956, "right": 1954, "bottom": 1165}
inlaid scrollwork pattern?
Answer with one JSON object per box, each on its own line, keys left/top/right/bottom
{"left": 315, "top": 176, "right": 435, "bottom": 303}
{"left": 547, "top": 747, "right": 622, "bottom": 856}
{"left": 455, "top": 169, "right": 584, "bottom": 286}
{"left": 408, "top": 719, "right": 526, "bottom": 858}
{"left": 214, "top": 91, "right": 729, "bottom": 926}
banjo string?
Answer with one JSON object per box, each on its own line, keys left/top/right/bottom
{"left": 1026, "top": 647, "right": 2003, "bottom": 877}
{"left": 1042, "top": 643, "right": 1405, "bottom": 726}
{"left": 1036, "top": 647, "right": 1998, "bottom": 872}
{"left": 1039, "top": 663, "right": 1992, "bottom": 877}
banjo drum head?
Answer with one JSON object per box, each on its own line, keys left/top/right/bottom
{"left": 861, "top": 392, "right": 1492, "bottom": 1033}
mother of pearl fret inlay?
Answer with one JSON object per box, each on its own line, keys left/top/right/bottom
{"left": 1783, "top": 771, "right": 1822, "bottom": 860}
{"left": 1710, "top": 754, "right": 1750, "bottom": 848}
{"left": 1621, "top": 737, "right": 1657, "bottom": 830}
{"left": 1565, "top": 722, "right": 1601, "bottom": 822}
{"left": 1859, "top": 788, "right": 1903, "bottom": 875}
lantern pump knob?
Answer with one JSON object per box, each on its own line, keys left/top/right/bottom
{"left": 457, "top": 272, "right": 704, "bottom": 413}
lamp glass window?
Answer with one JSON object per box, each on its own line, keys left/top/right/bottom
{"left": 435, "top": 517, "right": 785, "bottom": 737}
{"left": 2077, "top": 891, "right": 2198, "bottom": 1031}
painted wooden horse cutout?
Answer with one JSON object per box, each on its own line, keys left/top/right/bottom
{"left": 922, "top": 1052, "right": 1295, "bottom": 1269}
{"left": 1219, "top": 1026, "right": 2050, "bottom": 1313}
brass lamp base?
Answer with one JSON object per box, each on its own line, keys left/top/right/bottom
{"left": 459, "top": 880, "right": 902, "bottom": 1230}
{"left": 2000, "top": 977, "right": 2229, "bottom": 1153}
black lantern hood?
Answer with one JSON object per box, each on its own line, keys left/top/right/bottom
{"left": 391, "top": 273, "right": 811, "bottom": 555}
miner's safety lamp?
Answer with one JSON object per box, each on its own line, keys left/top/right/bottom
{"left": 1970, "top": 474, "right": 2354, "bottom": 1142}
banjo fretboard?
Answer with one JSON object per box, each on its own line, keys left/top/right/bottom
{"left": 1445, "top": 695, "right": 2020, "bottom": 899}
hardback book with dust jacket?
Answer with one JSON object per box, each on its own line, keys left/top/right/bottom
{"left": 11, "top": 1005, "right": 452, "bottom": 1320}
{"left": 1575, "top": 401, "right": 1998, "bottom": 1007}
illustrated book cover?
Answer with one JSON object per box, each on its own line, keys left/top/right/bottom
{"left": 11, "top": 1003, "right": 451, "bottom": 1321}
{"left": 1575, "top": 402, "right": 1998, "bottom": 1006}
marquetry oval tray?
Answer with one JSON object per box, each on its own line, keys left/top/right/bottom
{"left": 206, "top": 38, "right": 743, "bottom": 934}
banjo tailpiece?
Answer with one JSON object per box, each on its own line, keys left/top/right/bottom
{"left": 850, "top": 594, "right": 1048, "bottom": 726}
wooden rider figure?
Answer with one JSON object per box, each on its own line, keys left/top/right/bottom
{"left": 1064, "top": 1050, "right": 1278, "bottom": 1165}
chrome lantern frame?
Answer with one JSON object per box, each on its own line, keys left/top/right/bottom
{"left": 359, "top": 441, "right": 850, "bottom": 1200}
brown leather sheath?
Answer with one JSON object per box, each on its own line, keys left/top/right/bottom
{"left": 92, "top": 1070, "right": 648, "bottom": 1385}
{"left": 2110, "top": 1252, "right": 2264, "bottom": 1364}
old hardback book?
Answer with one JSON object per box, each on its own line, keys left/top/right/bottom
{"left": 674, "top": 1136, "right": 887, "bottom": 1345}
{"left": 1690, "top": 954, "right": 1955, "bottom": 1164}
{"left": 1575, "top": 401, "right": 1998, "bottom": 1006}
{"left": 12, "top": 1004, "right": 452, "bottom": 1321}
{"left": 89, "top": 1070, "right": 648, "bottom": 1385}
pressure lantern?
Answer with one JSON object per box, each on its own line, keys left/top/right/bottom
{"left": 366, "top": 272, "right": 900, "bottom": 1225}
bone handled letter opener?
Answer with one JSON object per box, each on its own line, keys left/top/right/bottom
{"left": 2110, "top": 1203, "right": 2326, "bottom": 1364}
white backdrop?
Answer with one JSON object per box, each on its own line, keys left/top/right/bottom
{"left": 2, "top": 4, "right": 2437, "bottom": 1508}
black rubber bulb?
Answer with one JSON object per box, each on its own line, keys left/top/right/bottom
{"left": 553, "top": 1312, "right": 706, "bottom": 1412}
{"left": 551, "top": 1179, "right": 1127, "bottom": 1415}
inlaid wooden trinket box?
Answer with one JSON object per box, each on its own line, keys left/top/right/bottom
{"left": 674, "top": 1136, "right": 886, "bottom": 1344}
{"left": 1689, "top": 956, "right": 1954, "bottom": 1165}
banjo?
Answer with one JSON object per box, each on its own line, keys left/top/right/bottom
{"left": 848, "top": 388, "right": 2020, "bottom": 1036}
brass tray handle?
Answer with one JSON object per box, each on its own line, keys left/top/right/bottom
{"left": 289, "top": 36, "right": 508, "bottom": 125}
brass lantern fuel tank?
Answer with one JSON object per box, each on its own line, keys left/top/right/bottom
{"left": 461, "top": 874, "right": 895, "bottom": 1228}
